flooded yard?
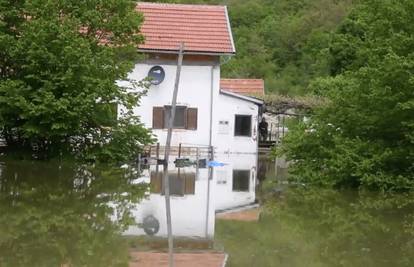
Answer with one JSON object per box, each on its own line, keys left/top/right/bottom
{"left": 216, "top": 159, "right": 414, "bottom": 267}
{"left": 0, "top": 159, "right": 141, "bottom": 266}
{"left": 0, "top": 156, "right": 413, "bottom": 266}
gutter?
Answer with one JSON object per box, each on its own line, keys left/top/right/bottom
{"left": 224, "top": 6, "right": 236, "bottom": 54}
{"left": 220, "top": 89, "right": 264, "bottom": 105}
{"left": 209, "top": 66, "right": 215, "bottom": 147}
{"left": 138, "top": 48, "right": 235, "bottom": 57}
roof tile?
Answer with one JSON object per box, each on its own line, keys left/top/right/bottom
{"left": 136, "top": 2, "right": 235, "bottom": 54}
{"left": 221, "top": 79, "right": 265, "bottom": 95}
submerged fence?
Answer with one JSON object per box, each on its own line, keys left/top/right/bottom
{"left": 143, "top": 144, "right": 214, "bottom": 159}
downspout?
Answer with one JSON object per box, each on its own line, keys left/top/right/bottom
{"left": 205, "top": 64, "right": 215, "bottom": 238}
{"left": 209, "top": 65, "right": 214, "bottom": 148}
{"left": 256, "top": 104, "right": 261, "bottom": 203}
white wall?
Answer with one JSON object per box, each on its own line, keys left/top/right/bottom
{"left": 124, "top": 56, "right": 259, "bottom": 154}
{"left": 126, "top": 61, "right": 220, "bottom": 148}
{"left": 213, "top": 94, "right": 259, "bottom": 154}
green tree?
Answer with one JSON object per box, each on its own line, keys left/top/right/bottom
{"left": 277, "top": 0, "right": 414, "bottom": 191}
{"left": 0, "top": 0, "right": 153, "bottom": 162}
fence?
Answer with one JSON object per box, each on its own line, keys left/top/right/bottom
{"left": 143, "top": 143, "right": 214, "bottom": 159}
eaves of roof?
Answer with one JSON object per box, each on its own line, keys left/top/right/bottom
{"left": 220, "top": 90, "right": 264, "bottom": 106}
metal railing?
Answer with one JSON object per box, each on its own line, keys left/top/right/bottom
{"left": 143, "top": 143, "right": 214, "bottom": 159}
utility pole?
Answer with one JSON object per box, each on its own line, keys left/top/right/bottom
{"left": 163, "top": 42, "right": 184, "bottom": 267}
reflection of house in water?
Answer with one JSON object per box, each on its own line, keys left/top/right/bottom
{"left": 125, "top": 166, "right": 215, "bottom": 239}
{"left": 213, "top": 154, "right": 257, "bottom": 212}
{"left": 150, "top": 170, "right": 195, "bottom": 196}
{"left": 126, "top": 154, "right": 258, "bottom": 239}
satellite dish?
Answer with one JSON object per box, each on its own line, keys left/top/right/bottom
{"left": 148, "top": 66, "right": 165, "bottom": 85}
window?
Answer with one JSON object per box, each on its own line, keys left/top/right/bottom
{"left": 152, "top": 106, "right": 197, "bottom": 130}
{"left": 164, "top": 106, "right": 186, "bottom": 129}
{"left": 232, "top": 170, "right": 250, "bottom": 192}
{"left": 234, "top": 115, "right": 252, "bottom": 137}
{"left": 150, "top": 171, "right": 195, "bottom": 196}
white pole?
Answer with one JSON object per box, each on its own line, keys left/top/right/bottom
{"left": 163, "top": 43, "right": 184, "bottom": 267}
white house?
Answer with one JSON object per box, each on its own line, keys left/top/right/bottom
{"left": 125, "top": 2, "right": 263, "bottom": 155}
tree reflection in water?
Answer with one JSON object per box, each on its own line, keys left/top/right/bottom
{"left": 268, "top": 188, "right": 414, "bottom": 267}
{"left": 216, "top": 186, "right": 414, "bottom": 267}
{"left": 0, "top": 160, "right": 146, "bottom": 267}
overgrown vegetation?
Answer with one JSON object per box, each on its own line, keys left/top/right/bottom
{"left": 256, "top": 94, "right": 328, "bottom": 114}
{"left": 153, "top": 0, "right": 354, "bottom": 95}
{"left": 0, "top": 0, "right": 153, "bottom": 163}
{"left": 276, "top": 0, "right": 414, "bottom": 191}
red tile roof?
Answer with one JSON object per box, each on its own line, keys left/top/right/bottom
{"left": 136, "top": 2, "right": 235, "bottom": 55}
{"left": 221, "top": 79, "right": 265, "bottom": 95}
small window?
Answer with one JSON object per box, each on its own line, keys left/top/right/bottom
{"left": 164, "top": 106, "right": 186, "bottom": 129}
{"left": 234, "top": 115, "right": 252, "bottom": 137}
{"left": 232, "top": 170, "right": 250, "bottom": 192}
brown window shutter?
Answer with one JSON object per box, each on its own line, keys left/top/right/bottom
{"left": 184, "top": 173, "right": 196, "bottom": 195}
{"left": 186, "top": 108, "right": 198, "bottom": 130}
{"left": 152, "top": 107, "right": 164, "bottom": 129}
{"left": 150, "top": 171, "right": 162, "bottom": 194}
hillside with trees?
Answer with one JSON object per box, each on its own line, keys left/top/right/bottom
{"left": 276, "top": 0, "right": 414, "bottom": 191}
{"left": 151, "top": 0, "right": 354, "bottom": 95}
{"left": 148, "top": 0, "right": 414, "bottom": 191}
{"left": 150, "top": 0, "right": 414, "bottom": 192}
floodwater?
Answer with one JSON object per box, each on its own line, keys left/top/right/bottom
{"left": 217, "top": 157, "right": 414, "bottom": 267}
{"left": 0, "top": 159, "right": 150, "bottom": 266}
{"left": 0, "top": 156, "right": 413, "bottom": 266}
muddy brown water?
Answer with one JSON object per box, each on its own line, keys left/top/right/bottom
{"left": 1, "top": 157, "right": 413, "bottom": 266}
